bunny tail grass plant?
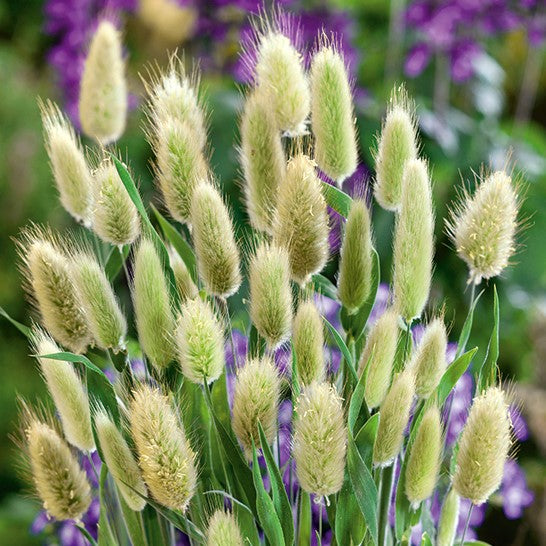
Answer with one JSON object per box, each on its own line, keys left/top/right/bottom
{"left": 79, "top": 20, "right": 127, "bottom": 144}
{"left": 337, "top": 198, "right": 373, "bottom": 314}
{"left": 393, "top": 158, "right": 434, "bottom": 322}
{"left": 169, "top": 247, "right": 199, "bottom": 302}
{"left": 437, "top": 489, "right": 460, "bottom": 546}
{"left": 40, "top": 100, "right": 93, "bottom": 227}
{"left": 273, "top": 154, "right": 329, "bottom": 286}
{"left": 374, "top": 85, "right": 418, "bottom": 211}
{"left": 129, "top": 384, "right": 197, "bottom": 512}
{"left": 94, "top": 408, "right": 147, "bottom": 511}
{"left": 293, "top": 382, "right": 347, "bottom": 497}
{"left": 206, "top": 510, "right": 244, "bottom": 546}
{"left": 191, "top": 182, "right": 241, "bottom": 297}
{"left": 293, "top": 300, "right": 325, "bottom": 385}
{"left": 310, "top": 39, "right": 358, "bottom": 183}
{"left": 452, "top": 386, "right": 512, "bottom": 505}
{"left": 232, "top": 356, "right": 280, "bottom": 460}
{"left": 447, "top": 170, "right": 520, "bottom": 285}
{"left": 176, "top": 297, "right": 225, "bottom": 384}
{"left": 249, "top": 242, "right": 293, "bottom": 348}
{"left": 240, "top": 90, "right": 285, "bottom": 233}
{"left": 133, "top": 238, "right": 177, "bottom": 371}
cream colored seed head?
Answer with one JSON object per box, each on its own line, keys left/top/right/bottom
{"left": 79, "top": 20, "right": 127, "bottom": 144}
{"left": 293, "top": 382, "right": 347, "bottom": 497}
{"left": 139, "top": 0, "right": 198, "bottom": 44}
{"left": 206, "top": 510, "right": 244, "bottom": 546}
{"left": 437, "top": 489, "right": 460, "bottom": 546}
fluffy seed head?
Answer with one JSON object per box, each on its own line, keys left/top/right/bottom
{"left": 358, "top": 308, "right": 399, "bottom": 409}
{"left": 337, "top": 199, "right": 373, "bottom": 314}
{"left": 373, "top": 369, "right": 415, "bottom": 466}
{"left": 393, "top": 158, "right": 434, "bottom": 322}
{"left": 176, "top": 298, "right": 225, "bottom": 384}
{"left": 206, "top": 510, "right": 244, "bottom": 546}
{"left": 437, "top": 489, "right": 460, "bottom": 546}
{"left": 293, "top": 382, "right": 347, "bottom": 496}
{"left": 310, "top": 42, "right": 358, "bottom": 182}
{"left": 405, "top": 406, "right": 442, "bottom": 506}
{"left": 40, "top": 100, "right": 93, "bottom": 226}
{"left": 409, "top": 317, "right": 447, "bottom": 399}
{"left": 254, "top": 31, "right": 310, "bottom": 135}
{"left": 447, "top": 170, "right": 519, "bottom": 285}
{"left": 273, "top": 154, "right": 329, "bottom": 285}
{"left": 249, "top": 242, "right": 293, "bottom": 348}
{"left": 169, "top": 248, "right": 198, "bottom": 302}
{"left": 72, "top": 252, "right": 127, "bottom": 351}
{"left": 374, "top": 85, "right": 418, "bottom": 211}
{"left": 133, "top": 239, "right": 177, "bottom": 371}
{"left": 232, "top": 357, "right": 280, "bottom": 459}
{"left": 293, "top": 300, "right": 325, "bottom": 386}
{"left": 79, "top": 20, "right": 127, "bottom": 144}
{"left": 95, "top": 409, "right": 147, "bottom": 511}
{"left": 191, "top": 183, "right": 241, "bottom": 297}
{"left": 453, "top": 386, "right": 511, "bottom": 504}
{"left": 92, "top": 160, "right": 141, "bottom": 246}
{"left": 240, "top": 90, "right": 286, "bottom": 233}
{"left": 129, "top": 384, "right": 197, "bottom": 512}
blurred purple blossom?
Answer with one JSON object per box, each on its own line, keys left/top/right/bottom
{"left": 500, "top": 459, "right": 535, "bottom": 519}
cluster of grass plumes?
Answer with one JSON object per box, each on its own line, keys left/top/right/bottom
{"left": 8, "top": 11, "right": 527, "bottom": 546}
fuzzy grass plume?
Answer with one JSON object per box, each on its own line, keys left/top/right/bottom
{"left": 437, "top": 489, "right": 460, "bottom": 546}
{"left": 293, "top": 300, "right": 325, "bottom": 385}
{"left": 206, "top": 510, "right": 244, "bottom": 546}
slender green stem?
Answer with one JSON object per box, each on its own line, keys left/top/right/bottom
{"left": 378, "top": 463, "right": 395, "bottom": 546}
{"left": 403, "top": 320, "right": 412, "bottom": 362}
{"left": 295, "top": 487, "right": 302, "bottom": 543}
{"left": 459, "top": 503, "right": 473, "bottom": 546}
{"left": 76, "top": 523, "right": 98, "bottom": 546}
{"left": 318, "top": 499, "right": 323, "bottom": 545}
{"left": 86, "top": 452, "right": 100, "bottom": 484}
{"left": 118, "top": 245, "right": 131, "bottom": 287}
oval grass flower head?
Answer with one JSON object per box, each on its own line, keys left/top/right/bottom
{"left": 393, "top": 158, "right": 434, "bottom": 322}
{"left": 293, "top": 382, "right": 347, "bottom": 497}
{"left": 176, "top": 298, "right": 225, "bottom": 384}
{"left": 373, "top": 85, "right": 418, "bottom": 211}
{"left": 337, "top": 198, "right": 373, "bottom": 314}
{"left": 93, "top": 159, "right": 141, "bottom": 246}
{"left": 94, "top": 408, "right": 147, "bottom": 511}
{"left": 129, "top": 384, "right": 197, "bottom": 512}
{"left": 249, "top": 242, "right": 293, "bottom": 348}
{"left": 240, "top": 90, "right": 286, "bottom": 233}
{"left": 206, "top": 510, "right": 244, "bottom": 546}
{"left": 72, "top": 252, "right": 127, "bottom": 352}
{"left": 232, "top": 356, "right": 280, "bottom": 460}
{"left": 452, "top": 386, "right": 512, "bottom": 505}
{"left": 191, "top": 182, "right": 241, "bottom": 298}
{"left": 133, "top": 238, "right": 177, "bottom": 371}
{"left": 79, "top": 20, "right": 127, "bottom": 144}
{"left": 310, "top": 40, "right": 358, "bottom": 183}
{"left": 447, "top": 170, "right": 519, "bottom": 285}
{"left": 437, "top": 489, "right": 460, "bottom": 546}
{"left": 40, "top": 100, "right": 93, "bottom": 226}
{"left": 32, "top": 329, "right": 95, "bottom": 452}
{"left": 273, "top": 154, "right": 329, "bottom": 286}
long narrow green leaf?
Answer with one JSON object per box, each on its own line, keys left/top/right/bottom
{"left": 335, "top": 473, "right": 366, "bottom": 546}
{"left": 477, "top": 286, "right": 500, "bottom": 392}
{"left": 118, "top": 494, "right": 148, "bottom": 546}
{"left": 348, "top": 350, "right": 374, "bottom": 433}
{"left": 323, "top": 317, "right": 357, "bottom": 382}
{"left": 420, "top": 532, "right": 433, "bottom": 546}
{"left": 354, "top": 413, "right": 380, "bottom": 466}
{"left": 311, "top": 273, "right": 338, "bottom": 300}
{"left": 319, "top": 179, "right": 353, "bottom": 218}
{"left": 97, "top": 465, "right": 119, "bottom": 546}
{"left": 436, "top": 348, "right": 478, "bottom": 407}
{"left": 455, "top": 289, "right": 484, "bottom": 358}
{"left": 104, "top": 244, "right": 130, "bottom": 283}
{"left": 0, "top": 305, "right": 31, "bottom": 337}
{"left": 297, "top": 491, "right": 311, "bottom": 546}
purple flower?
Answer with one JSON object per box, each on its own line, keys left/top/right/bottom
{"left": 404, "top": 42, "right": 432, "bottom": 77}
{"left": 500, "top": 460, "right": 534, "bottom": 519}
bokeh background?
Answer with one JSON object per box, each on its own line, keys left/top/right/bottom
{"left": 0, "top": 0, "right": 544, "bottom": 544}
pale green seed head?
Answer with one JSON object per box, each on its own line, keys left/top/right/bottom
{"left": 293, "top": 382, "right": 347, "bottom": 496}
{"left": 191, "top": 182, "right": 241, "bottom": 297}
{"left": 129, "top": 384, "right": 197, "bottom": 512}
{"left": 310, "top": 43, "right": 358, "bottom": 182}
{"left": 240, "top": 90, "right": 286, "bottom": 233}
{"left": 94, "top": 408, "right": 147, "bottom": 511}
{"left": 373, "top": 369, "right": 415, "bottom": 466}
{"left": 453, "top": 386, "right": 511, "bottom": 505}
{"left": 132, "top": 239, "right": 177, "bottom": 371}
{"left": 232, "top": 356, "right": 280, "bottom": 460}
{"left": 206, "top": 510, "right": 244, "bottom": 546}
{"left": 393, "top": 158, "right": 434, "bottom": 322}
{"left": 337, "top": 199, "right": 373, "bottom": 314}
{"left": 72, "top": 252, "right": 127, "bottom": 351}
{"left": 359, "top": 308, "right": 399, "bottom": 409}
{"left": 93, "top": 160, "right": 140, "bottom": 246}
{"left": 293, "top": 300, "right": 325, "bottom": 386}
{"left": 255, "top": 32, "right": 310, "bottom": 136}
{"left": 169, "top": 248, "right": 199, "bottom": 302}
{"left": 273, "top": 154, "right": 329, "bottom": 286}
{"left": 437, "top": 489, "right": 460, "bottom": 546}
{"left": 79, "top": 20, "right": 127, "bottom": 144}
{"left": 176, "top": 298, "right": 225, "bottom": 384}
{"left": 447, "top": 170, "right": 519, "bottom": 285}
{"left": 249, "top": 242, "right": 293, "bottom": 348}
{"left": 40, "top": 100, "right": 93, "bottom": 226}
{"left": 409, "top": 317, "right": 447, "bottom": 399}
{"left": 405, "top": 406, "right": 442, "bottom": 506}
{"left": 374, "top": 85, "right": 418, "bottom": 211}
{"left": 32, "top": 330, "right": 95, "bottom": 452}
